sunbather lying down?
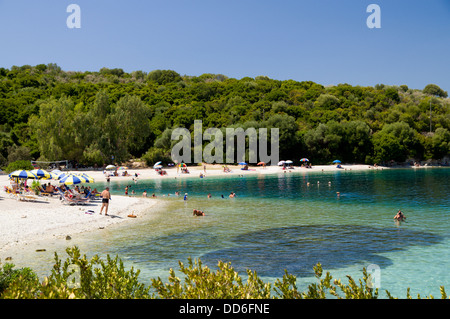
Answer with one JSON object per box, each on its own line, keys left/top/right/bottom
{"left": 62, "top": 191, "right": 90, "bottom": 205}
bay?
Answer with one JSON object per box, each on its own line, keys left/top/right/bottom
{"left": 7, "top": 168, "right": 450, "bottom": 298}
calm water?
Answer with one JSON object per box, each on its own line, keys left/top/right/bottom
{"left": 4, "top": 168, "right": 450, "bottom": 298}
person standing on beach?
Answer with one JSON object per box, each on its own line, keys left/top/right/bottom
{"left": 100, "top": 187, "right": 111, "bottom": 216}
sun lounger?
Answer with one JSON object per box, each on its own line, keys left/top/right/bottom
{"left": 55, "top": 187, "right": 88, "bottom": 205}
{"left": 39, "top": 186, "right": 56, "bottom": 196}
{"left": 55, "top": 187, "right": 67, "bottom": 199}
{"left": 85, "top": 191, "right": 100, "bottom": 201}
{"left": 4, "top": 186, "right": 19, "bottom": 199}
{"left": 61, "top": 192, "right": 90, "bottom": 205}
{"left": 17, "top": 193, "right": 40, "bottom": 202}
{"left": 61, "top": 195, "right": 78, "bottom": 205}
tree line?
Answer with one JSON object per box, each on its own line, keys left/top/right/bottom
{"left": 0, "top": 64, "right": 449, "bottom": 169}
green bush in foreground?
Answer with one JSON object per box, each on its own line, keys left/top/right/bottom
{"left": 0, "top": 246, "right": 448, "bottom": 299}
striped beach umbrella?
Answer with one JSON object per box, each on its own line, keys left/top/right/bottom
{"left": 9, "top": 170, "right": 38, "bottom": 180}
{"left": 59, "top": 174, "right": 91, "bottom": 185}
{"left": 76, "top": 173, "right": 95, "bottom": 183}
{"left": 48, "top": 172, "right": 61, "bottom": 180}
{"left": 30, "top": 169, "right": 51, "bottom": 179}
{"left": 54, "top": 172, "right": 69, "bottom": 180}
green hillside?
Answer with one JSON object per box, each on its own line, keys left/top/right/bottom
{"left": 0, "top": 64, "right": 449, "bottom": 168}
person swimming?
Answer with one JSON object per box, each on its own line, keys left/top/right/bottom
{"left": 394, "top": 210, "right": 406, "bottom": 222}
{"left": 193, "top": 209, "right": 205, "bottom": 216}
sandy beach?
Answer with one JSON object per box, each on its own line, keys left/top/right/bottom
{"left": 0, "top": 163, "right": 377, "bottom": 253}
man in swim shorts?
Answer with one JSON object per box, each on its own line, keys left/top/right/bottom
{"left": 100, "top": 187, "right": 111, "bottom": 216}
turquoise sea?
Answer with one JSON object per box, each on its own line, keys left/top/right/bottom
{"left": 6, "top": 168, "right": 450, "bottom": 298}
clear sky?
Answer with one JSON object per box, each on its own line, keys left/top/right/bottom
{"left": 1, "top": 0, "right": 449, "bottom": 91}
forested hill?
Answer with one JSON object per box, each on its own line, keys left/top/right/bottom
{"left": 0, "top": 64, "right": 449, "bottom": 169}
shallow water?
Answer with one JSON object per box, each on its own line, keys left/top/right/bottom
{"left": 3, "top": 168, "right": 450, "bottom": 298}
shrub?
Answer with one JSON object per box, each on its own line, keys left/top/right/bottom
{"left": 0, "top": 263, "right": 38, "bottom": 296}
{"left": 1, "top": 246, "right": 151, "bottom": 299}
{"left": 4, "top": 160, "right": 33, "bottom": 173}
{"left": 1, "top": 246, "right": 449, "bottom": 299}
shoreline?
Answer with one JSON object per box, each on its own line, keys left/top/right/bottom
{"left": 0, "top": 163, "right": 447, "bottom": 255}
{"left": 0, "top": 191, "right": 163, "bottom": 253}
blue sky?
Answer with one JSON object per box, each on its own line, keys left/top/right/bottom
{"left": 1, "top": 0, "right": 449, "bottom": 91}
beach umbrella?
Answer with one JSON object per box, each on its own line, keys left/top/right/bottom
{"left": 277, "top": 161, "right": 285, "bottom": 166}
{"left": 56, "top": 172, "right": 69, "bottom": 180}
{"left": 285, "top": 160, "right": 293, "bottom": 164}
{"left": 300, "top": 158, "right": 309, "bottom": 162}
{"left": 257, "top": 162, "right": 265, "bottom": 166}
{"left": 118, "top": 166, "right": 128, "bottom": 170}
{"left": 180, "top": 163, "right": 187, "bottom": 167}
{"left": 332, "top": 160, "right": 341, "bottom": 164}
{"left": 105, "top": 165, "right": 116, "bottom": 170}
{"left": 59, "top": 174, "right": 91, "bottom": 185}
{"left": 48, "top": 172, "right": 61, "bottom": 180}
{"left": 154, "top": 161, "right": 162, "bottom": 166}
{"left": 238, "top": 162, "right": 247, "bottom": 165}
{"left": 75, "top": 173, "right": 95, "bottom": 183}
{"left": 9, "top": 170, "right": 38, "bottom": 180}
{"left": 153, "top": 165, "right": 163, "bottom": 169}
{"left": 30, "top": 169, "right": 51, "bottom": 179}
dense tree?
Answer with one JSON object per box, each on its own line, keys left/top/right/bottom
{"left": 423, "top": 84, "right": 448, "bottom": 98}
{"left": 429, "top": 128, "right": 450, "bottom": 159}
{"left": 0, "top": 64, "right": 449, "bottom": 168}
{"left": 147, "top": 70, "right": 182, "bottom": 85}
{"left": 372, "top": 122, "right": 421, "bottom": 163}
